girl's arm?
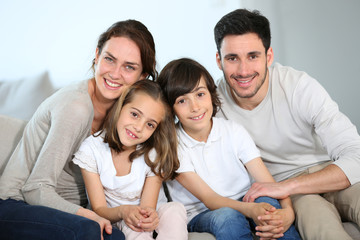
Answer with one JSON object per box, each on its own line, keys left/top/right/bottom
{"left": 245, "top": 157, "right": 295, "bottom": 234}
{"left": 81, "top": 168, "right": 145, "bottom": 232}
{"left": 138, "top": 175, "right": 162, "bottom": 232}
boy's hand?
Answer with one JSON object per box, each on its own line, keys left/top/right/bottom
{"left": 257, "top": 207, "right": 294, "bottom": 236}
{"left": 248, "top": 203, "right": 286, "bottom": 239}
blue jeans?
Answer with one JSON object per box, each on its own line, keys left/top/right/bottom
{"left": 188, "top": 196, "right": 301, "bottom": 240}
{"left": 0, "top": 199, "right": 125, "bottom": 240}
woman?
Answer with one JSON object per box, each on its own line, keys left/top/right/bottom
{"left": 0, "top": 19, "right": 157, "bottom": 240}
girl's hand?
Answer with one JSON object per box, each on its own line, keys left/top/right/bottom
{"left": 119, "top": 205, "right": 145, "bottom": 232}
{"left": 138, "top": 207, "right": 159, "bottom": 232}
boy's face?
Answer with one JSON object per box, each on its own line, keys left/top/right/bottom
{"left": 216, "top": 33, "right": 273, "bottom": 108}
{"left": 173, "top": 77, "right": 213, "bottom": 142}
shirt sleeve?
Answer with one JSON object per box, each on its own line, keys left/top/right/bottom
{"left": 21, "top": 96, "right": 93, "bottom": 214}
{"left": 176, "top": 144, "right": 195, "bottom": 173}
{"left": 73, "top": 137, "right": 99, "bottom": 174}
{"left": 231, "top": 120, "right": 261, "bottom": 164}
{"left": 294, "top": 75, "right": 360, "bottom": 185}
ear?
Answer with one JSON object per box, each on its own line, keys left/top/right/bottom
{"left": 216, "top": 52, "right": 223, "bottom": 70}
{"left": 140, "top": 72, "right": 149, "bottom": 80}
{"left": 94, "top": 48, "right": 100, "bottom": 65}
{"left": 266, "top": 47, "right": 274, "bottom": 66}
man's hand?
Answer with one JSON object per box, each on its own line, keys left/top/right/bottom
{"left": 243, "top": 182, "right": 290, "bottom": 202}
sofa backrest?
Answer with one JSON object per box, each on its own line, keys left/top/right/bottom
{"left": 0, "top": 115, "right": 27, "bottom": 175}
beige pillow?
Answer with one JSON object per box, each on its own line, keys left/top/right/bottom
{"left": 0, "top": 72, "right": 55, "bottom": 120}
{"left": 0, "top": 115, "right": 27, "bottom": 175}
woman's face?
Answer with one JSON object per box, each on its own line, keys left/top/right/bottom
{"left": 94, "top": 37, "right": 146, "bottom": 101}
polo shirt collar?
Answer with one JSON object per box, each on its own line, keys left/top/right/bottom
{"left": 177, "top": 118, "right": 222, "bottom": 148}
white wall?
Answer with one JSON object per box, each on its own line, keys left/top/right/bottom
{"left": 241, "top": 0, "right": 360, "bottom": 130}
{"left": 1, "top": 0, "right": 359, "bottom": 129}
{"left": 0, "top": 0, "right": 239, "bottom": 87}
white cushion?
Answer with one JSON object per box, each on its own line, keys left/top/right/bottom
{"left": 0, "top": 115, "right": 27, "bottom": 175}
{"left": 0, "top": 72, "right": 55, "bottom": 120}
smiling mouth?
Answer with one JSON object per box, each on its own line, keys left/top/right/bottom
{"left": 126, "top": 129, "right": 138, "bottom": 139}
{"left": 105, "top": 78, "right": 122, "bottom": 88}
{"left": 191, "top": 113, "right": 205, "bottom": 120}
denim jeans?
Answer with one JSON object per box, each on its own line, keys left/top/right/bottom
{"left": 0, "top": 199, "right": 125, "bottom": 240}
{"left": 188, "top": 196, "right": 301, "bottom": 240}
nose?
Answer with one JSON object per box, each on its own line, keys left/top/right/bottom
{"left": 190, "top": 99, "right": 200, "bottom": 112}
{"left": 134, "top": 121, "right": 145, "bottom": 132}
{"left": 237, "top": 61, "right": 251, "bottom": 77}
{"left": 109, "top": 66, "right": 122, "bottom": 80}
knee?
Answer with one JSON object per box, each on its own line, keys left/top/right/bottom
{"left": 210, "top": 207, "right": 245, "bottom": 225}
{"left": 104, "top": 228, "right": 125, "bottom": 240}
{"left": 161, "top": 202, "right": 187, "bottom": 218}
{"left": 75, "top": 218, "right": 101, "bottom": 240}
{"left": 255, "top": 196, "right": 281, "bottom": 209}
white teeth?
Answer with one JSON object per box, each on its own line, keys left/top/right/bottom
{"left": 192, "top": 114, "right": 204, "bottom": 120}
{"left": 105, "top": 79, "right": 121, "bottom": 87}
{"left": 236, "top": 78, "right": 251, "bottom": 83}
{"left": 239, "top": 79, "right": 251, "bottom": 83}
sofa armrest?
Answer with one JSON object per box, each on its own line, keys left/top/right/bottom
{"left": 0, "top": 115, "right": 27, "bottom": 175}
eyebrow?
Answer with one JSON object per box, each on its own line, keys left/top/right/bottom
{"left": 191, "top": 86, "right": 207, "bottom": 93}
{"left": 224, "top": 51, "right": 262, "bottom": 58}
{"left": 131, "top": 107, "right": 159, "bottom": 125}
{"left": 248, "top": 51, "right": 262, "bottom": 55}
{"left": 105, "top": 51, "right": 140, "bottom": 66}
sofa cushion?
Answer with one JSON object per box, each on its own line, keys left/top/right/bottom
{"left": 0, "top": 72, "right": 55, "bottom": 120}
{"left": 0, "top": 115, "right": 27, "bottom": 175}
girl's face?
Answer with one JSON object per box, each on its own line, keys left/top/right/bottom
{"left": 94, "top": 36, "right": 147, "bottom": 101}
{"left": 116, "top": 92, "right": 165, "bottom": 149}
{"left": 173, "top": 77, "right": 213, "bottom": 142}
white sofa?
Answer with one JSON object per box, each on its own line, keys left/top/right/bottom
{"left": 0, "top": 72, "right": 215, "bottom": 240}
{"left": 1, "top": 73, "right": 359, "bottom": 240}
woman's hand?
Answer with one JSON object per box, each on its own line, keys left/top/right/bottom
{"left": 138, "top": 207, "right": 159, "bottom": 232}
{"left": 76, "top": 207, "right": 112, "bottom": 240}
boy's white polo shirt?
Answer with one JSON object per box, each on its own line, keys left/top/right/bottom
{"left": 166, "top": 117, "right": 261, "bottom": 222}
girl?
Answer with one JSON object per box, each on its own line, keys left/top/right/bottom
{"left": 157, "top": 58, "right": 301, "bottom": 240}
{"left": 73, "top": 80, "right": 188, "bottom": 240}
{"left": 0, "top": 20, "right": 156, "bottom": 240}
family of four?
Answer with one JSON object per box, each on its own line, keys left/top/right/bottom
{"left": 0, "top": 8, "right": 359, "bottom": 240}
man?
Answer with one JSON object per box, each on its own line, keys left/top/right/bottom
{"left": 214, "top": 8, "right": 360, "bottom": 240}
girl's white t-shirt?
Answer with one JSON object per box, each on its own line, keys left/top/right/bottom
{"left": 73, "top": 132, "right": 167, "bottom": 210}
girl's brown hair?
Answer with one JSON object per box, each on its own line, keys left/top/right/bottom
{"left": 100, "top": 80, "right": 179, "bottom": 180}
{"left": 92, "top": 19, "right": 157, "bottom": 80}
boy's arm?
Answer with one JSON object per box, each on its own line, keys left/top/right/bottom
{"left": 245, "top": 157, "right": 295, "bottom": 233}
{"left": 176, "top": 172, "right": 274, "bottom": 222}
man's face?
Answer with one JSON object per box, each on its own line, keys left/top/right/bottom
{"left": 216, "top": 33, "right": 273, "bottom": 106}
